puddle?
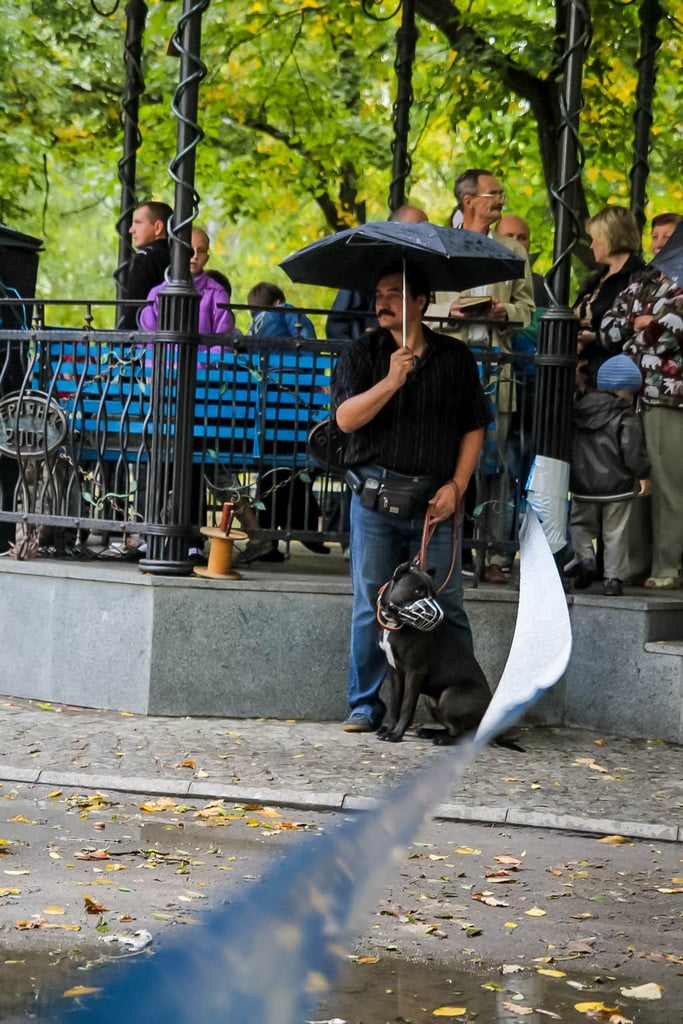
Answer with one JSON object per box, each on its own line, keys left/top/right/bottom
{"left": 0, "top": 947, "right": 676, "bottom": 1021}
{"left": 317, "top": 958, "right": 676, "bottom": 1023}
{"left": 0, "top": 947, "right": 107, "bottom": 1022}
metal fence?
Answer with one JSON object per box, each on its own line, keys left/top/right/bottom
{"left": 0, "top": 300, "right": 535, "bottom": 573}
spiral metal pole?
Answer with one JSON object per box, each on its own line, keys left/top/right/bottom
{"left": 139, "top": 0, "right": 209, "bottom": 575}
{"left": 114, "top": 0, "right": 148, "bottom": 316}
{"left": 629, "top": 0, "right": 663, "bottom": 233}
{"left": 529, "top": 0, "right": 591, "bottom": 555}
{"left": 388, "top": 0, "right": 417, "bottom": 213}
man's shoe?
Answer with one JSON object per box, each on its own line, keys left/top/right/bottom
{"left": 603, "top": 578, "right": 623, "bottom": 597}
{"left": 482, "top": 564, "right": 507, "bottom": 584}
{"left": 302, "top": 541, "right": 331, "bottom": 555}
{"left": 342, "top": 714, "right": 374, "bottom": 733}
{"left": 573, "top": 559, "right": 598, "bottom": 590}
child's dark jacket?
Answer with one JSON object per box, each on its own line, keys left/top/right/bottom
{"left": 571, "top": 391, "right": 650, "bottom": 502}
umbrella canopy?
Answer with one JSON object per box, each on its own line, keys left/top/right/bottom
{"left": 280, "top": 220, "right": 525, "bottom": 293}
{"left": 651, "top": 220, "right": 683, "bottom": 286}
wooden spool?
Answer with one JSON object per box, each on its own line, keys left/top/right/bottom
{"left": 193, "top": 526, "right": 248, "bottom": 580}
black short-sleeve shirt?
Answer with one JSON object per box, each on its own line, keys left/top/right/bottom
{"left": 331, "top": 325, "right": 490, "bottom": 481}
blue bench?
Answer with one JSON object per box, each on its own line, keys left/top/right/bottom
{"left": 33, "top": 335, "right": 333, "bottom": 470}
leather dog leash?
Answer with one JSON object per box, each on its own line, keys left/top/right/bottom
{"left": 415, "top": 480, "right": 461, "bottom": 594}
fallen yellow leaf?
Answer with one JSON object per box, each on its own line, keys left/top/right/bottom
{"left": 536, "top": 968, "right": 566, "bottom": 978}
{"left": 432, "top": 1008, "right": 467, "bottom": 1017}
{"left": 7, "top": 816, "right": 37, "bottom": 825}
{"left": 454, "top": 847, "right": 481, "bottom": 855}
{"left": 43, "top": 906, "right": 65, "bottom": 915}
{"left": 84, "top": 895, "right": 109, "bottom": 914}
{"left": 503, "top": 921, "right": 518, "bottom": 929}
{"left": 574, "top": 1003, "right": 619, "bottom": 1014}
{"left": 597, "top": 835, "right": 631, "bottom": 845}
{"left": 493, "top": 855, "right": 522, "bottom": 868}
{"left": 355, "top": 956, "right": 379, "bottom": 964}
{"left": 62, "top": 986, "right": 101, "bottom": 998}
{"left": 0, "top": 888, "right": 21, "bottom": 897}
{"left": 573, "top": 757, "right": 609, "bottom": 773}
{"left": 139, "top": 798, "right": 177, "bottom": 812}
{"left": 525, "top": 907, "right": 547, "bottom": 917}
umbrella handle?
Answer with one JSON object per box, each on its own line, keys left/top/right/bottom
{"left": 402, "top": 257, "right": 406, "bottom": 347}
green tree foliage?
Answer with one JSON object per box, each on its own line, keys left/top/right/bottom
{"left": 0, "top": 0, "right": 681, "bottom": 319}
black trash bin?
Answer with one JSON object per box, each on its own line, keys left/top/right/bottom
{"left": 0, "top": 225, "right": 43, "bottom": 550}
{"left": 0, "top": 224, "right": 43, "bottom": 332}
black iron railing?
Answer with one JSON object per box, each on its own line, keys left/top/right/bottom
{"left": 0, "top": 299, "right": 535, "bottom": 574}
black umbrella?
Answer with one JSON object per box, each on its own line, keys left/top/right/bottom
{"left": 280, "top": 220, "right": 525, "bottom": 293}
{"left": 651, "top": 220, "right": 683, "bottom": 286}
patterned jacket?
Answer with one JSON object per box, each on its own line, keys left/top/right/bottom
{"left": 601, "top": 268, "right": 683, "bottom": 410}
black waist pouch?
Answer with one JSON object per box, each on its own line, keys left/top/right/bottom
{"left": 360, "top": 474, "right": 439, "bottom": 518}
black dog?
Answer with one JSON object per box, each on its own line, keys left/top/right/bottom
{"left": 376, "top": 561, "right": 492, "bottom": 745}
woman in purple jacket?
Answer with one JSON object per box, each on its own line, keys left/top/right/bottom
{"left": 139, "top": 227, "right": 234, "bottom": 334}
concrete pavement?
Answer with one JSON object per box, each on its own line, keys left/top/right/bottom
{"left": 1, "top": 695, "right": 681, "bottom": 843}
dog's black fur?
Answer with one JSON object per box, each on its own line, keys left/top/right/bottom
{"left": 376, "top": 561, "right": 492, "bottom": 745}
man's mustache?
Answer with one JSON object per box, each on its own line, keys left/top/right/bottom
{"left": 377, "top": 308, "right": 395, "bottom": 317}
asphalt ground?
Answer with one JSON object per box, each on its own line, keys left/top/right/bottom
{"left": 1, "top": 696, "right": 681, "bottom": 843}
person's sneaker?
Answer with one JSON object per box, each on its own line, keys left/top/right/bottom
{"left": 342, "top": 714, "right": 374, "bottom": 733}
{"left": 603, "top": 578, "right": 623, "bottom": 597}
{"left": 644, "top": 576, "right": 677, "bottom": 589}
{"left": 573, "top": 559, "right": 599, "bottom": 590}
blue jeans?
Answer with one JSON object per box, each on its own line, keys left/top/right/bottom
{"left": 347, "top": 493, "right": 473, "bottom": 725}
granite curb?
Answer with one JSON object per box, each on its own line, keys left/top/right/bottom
{"left": 1, "top": 765, "right": 680, "bottom": 844}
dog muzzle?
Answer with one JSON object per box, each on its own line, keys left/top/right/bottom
{"left": 396, "top": 596, "right": 444, "bottom": 631}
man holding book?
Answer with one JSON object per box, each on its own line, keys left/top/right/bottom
{"left": 430, "top": 169, "right": 535, "bottom": 583}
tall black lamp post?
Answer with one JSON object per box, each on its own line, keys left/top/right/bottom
{"left": 388, "top": 0, "right": 417, "bottom": 214}
{"left": 528, "top": 0, "right": 591, "bottom": 559}
{"left": 139, "top": 0, "right": 209, "bottom": 575}
{"left": 114, "top": 0, "right": 148, "bottom": 315}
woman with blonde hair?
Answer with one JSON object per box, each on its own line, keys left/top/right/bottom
{"left": 573, "top": 205, "right": 644, "bottom": 348}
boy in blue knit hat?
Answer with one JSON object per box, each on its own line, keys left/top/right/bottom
{"left": 569, "top": 354, "right": 650, "bottom": 596}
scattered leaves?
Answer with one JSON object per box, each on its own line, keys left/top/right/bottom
{"left": 597, "top": 835, "right": 631, "bottom": 846}
{"left": 62, "top": 986, "right": 101, "bottom": 998}
{"left": 74, "top": 850, "right": 110, "bottom": 861}
{"left": 501, "top": 1002, "right": 534, "bottom": 1015}
{"left": 524, "top": 907, "right": 547, "bottom": 917}
{"left": 432, "top": 1008, "right": 467, "bottom": 1017}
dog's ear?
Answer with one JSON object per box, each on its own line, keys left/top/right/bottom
{"left": 392, "top": 561, "right": 412, "bottom": 581}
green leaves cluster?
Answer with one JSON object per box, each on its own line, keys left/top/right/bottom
{"left": 0, "top": 0, "right": 681, "bottom": 319}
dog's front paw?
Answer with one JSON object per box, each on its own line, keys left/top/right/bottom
{"left": 385, "top": 730, "right": 404, "bottom": 743}
{"left": 376, "top": 725, "right": 390, "bottom": 740}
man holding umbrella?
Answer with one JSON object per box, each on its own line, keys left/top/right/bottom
{"left": 331, "top": 262, "right": 491, "bottom": 732}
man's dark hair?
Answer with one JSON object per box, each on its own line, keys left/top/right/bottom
{"left": 454, "top": 168, "right": 489, "bottom": 204}
{"left": 137, "top": 200, "right": 173, "bottom": 231}
{"left": 247, "top": 281, "right": 286, "bottom": 308}
{"left": 375, "top": 261, "right": 430, "bottom": 316}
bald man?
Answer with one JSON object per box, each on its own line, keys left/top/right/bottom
{"left": 497, "top": 214, "right": 548, "bottom": 307}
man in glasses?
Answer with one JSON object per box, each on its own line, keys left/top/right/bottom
{"left": 431, "top": 169, "right": 535, "bottom": 584}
